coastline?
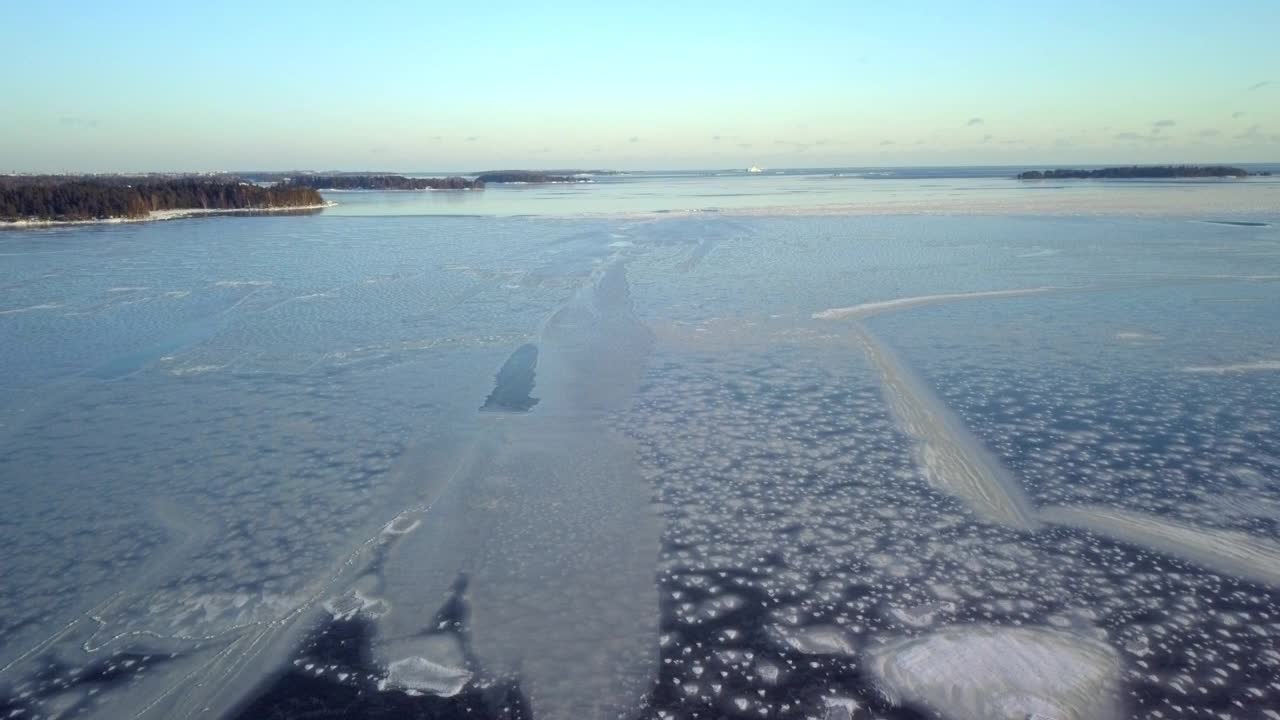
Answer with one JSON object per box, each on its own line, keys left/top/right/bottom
{"left": 0, "top": 202, "right": 336, "bottom": 230}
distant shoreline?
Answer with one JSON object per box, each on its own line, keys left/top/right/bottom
{"left": 1016, "top": 165, "right": 1255, "bottom": 180}
{"left": 0, "top": 202, "right": 335, "bottom": 229}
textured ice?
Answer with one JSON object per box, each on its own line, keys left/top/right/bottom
{"left": 856, "top": 325, "right": 1040, "bottom": 529}
{"left": 2, "top": 208, "right": 1279, "bottom": 718}
{"left": 867, "top": 625, "right": 1122, "bottom": 720}
{"left": 380, "top": 634, "right": 471, "bottom": 697}
{"left": 811, "top": 288, "right": 1049, "bottom": 529}
{"left": 767, "top": 625, "right": 858, "bottom": 656}
{"left": 1041, "top": 505, "right": 1280, "bottom": 587}
{"left": 383, "top": 656, "right": 471, "bottom": 696}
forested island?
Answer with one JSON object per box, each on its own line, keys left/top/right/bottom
{"left": 0, "top": 176, "right": 324, "bottom": 223}
{"left": 282, "top": 174, "right": 483, "bottom": 190}
{"left": 1017, "top": 165, "right": 1250, "bottom": 180}
{"left": 474, "top": 170, "right": 586, "bottom": 183}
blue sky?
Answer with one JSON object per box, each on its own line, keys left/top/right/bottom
{"left": 2, "top": 0, "right": 1277, "bottom": 171}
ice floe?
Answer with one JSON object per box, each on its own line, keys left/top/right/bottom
{"left": 378, "top": 634, "right": 471, "bottom": 697}
{"left": 867, "top": 625, "right": 1122, "bottom": 720}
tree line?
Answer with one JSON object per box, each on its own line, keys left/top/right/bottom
{"left": 1017, "top": 166, "right": 1250, "bottom": 180}
{"left": 0, "top": 178, "right": 323, "bottom": 222}
{"left": 474, "top": 171, "right": 583, "bottom": 183}
{"left": 283, "top": 175, "right": 483, "bottom": 190}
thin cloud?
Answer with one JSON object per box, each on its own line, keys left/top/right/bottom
{"left": 1198, "top": 129, "right": 1220, "bottom": 138}
{"left": 1114, "top": 131, "right": 1169, "bottom": 143}
{"left": 629, "top": 136, "right": 640, "bottom": 143}
{"left": 1152, "top": 119, "right": 1176, "bottom": 128}
{"left": 465, "top": 136, "right": 479, "bottom": 142}
{"left": 879, "top": 140, "right": 895, "bottom": 146}
{"left": 1232, "top": 124, "right": 1277, "bottom": 142}
{"left": 966, "top": 117, "right": 984, "bottom": 126}
{"left": 1247, "top": 80, "right": 1271, "bottom": 91}
{"left": 772, "top": 139, "right": 810, "bottom": 152}
{"left": 737, "top": 143, "right": 753, "bottom": 150}
{"left": 1235, "top": 124, "right": 1260, "bottom": 138}
{"left": 981, "top": 134, "right": 993, "bottom": 143}
{"left": 1232, "top": 111, "right": 1246, "bottom": 120}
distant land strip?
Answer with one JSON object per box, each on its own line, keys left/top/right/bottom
{"left": 0, "top": 177, "right": 324, "bottom": 223}
{"left": 473, "top": 170, "right": 587, "bottom": 184}
{"left": 282, "top": 174, "right": 483, "bottom": 190}
{"left": 0, "top": 169, "right": 606, "bottom": 224}
{"left": 275, "top": 170, "right": 591, "bottom": 190}
{"left": 1016, "top": 165, "right": 1262, "bottom": 180}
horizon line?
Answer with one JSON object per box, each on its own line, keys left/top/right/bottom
{"left": 4, "top": 161, "right": 1279, "bottom": 176}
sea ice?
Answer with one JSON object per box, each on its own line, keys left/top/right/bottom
{"left": 1040, "top": 505, "right": 1280, "bottom": 587}
{"left": 855, "top": 326, "right": 1040, "bottom": 530}
{"left": 812, "top": 287, "right": 1053, "bottom": 321}
{"left": 867, "top": 625, "right": 1122, "bottom": 720}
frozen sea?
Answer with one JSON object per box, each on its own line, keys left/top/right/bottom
{"left": 2, "top": 168, "right": 1280, "bottom": 720}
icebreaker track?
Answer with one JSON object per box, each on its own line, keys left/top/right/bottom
{"left": 854, "top": 325, "right": 1040, "bottom": 530}
{"left": 372, "top": 258, "right": 661, "bottom": 720}
{"left": 816, "top": 289, "right": 1048, "bottom": 530}
{"left": 1041, "top": 505, "right": 1280, "bottom": 587}
{"left": 817, "top": 286, "right": 1280, "bottom": 589}
{"left": 811, "top": 287, "right": 1053, "bottom": 321}
{"left": 0, "top": 259, "right": 662, "bottom": 720}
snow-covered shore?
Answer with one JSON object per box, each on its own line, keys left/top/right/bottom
{"left": 0, "top": 202, "right": 336, "bottom": 229}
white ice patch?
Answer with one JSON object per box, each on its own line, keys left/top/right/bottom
{"left": 867, "top": 625, "right": 1122, "bottom": 720}
{"left": 1181, "top": 360, "right": 1280, "bottom": 374}
{"left": 1040, "top": 505, "right": 1280, "bottom": 587}
{"left": 383, "top": 655, "right": 470, "bottom": 697}
{"left": 169, "top": 364, "right": 224, "bottom": 376}
{"left": 0, "top": 303, "right": 64, "bottom": 316}
{"left": 767, "top": 624, "right": 857, "bottom": 656}
{"left": 812, "top": 287, "right": 1052, "bottom": 321}
{"left": 213, "top": 280, "right": 272, "bottom": 288}
{"left": 1114, "top": 330, "right": 1163, "bottom": 342}
{"left": 378, "top": 633, "right": 471, "bottom": 697}
{"left": 323, "top": 589, "right": 389, "bottom": 620}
